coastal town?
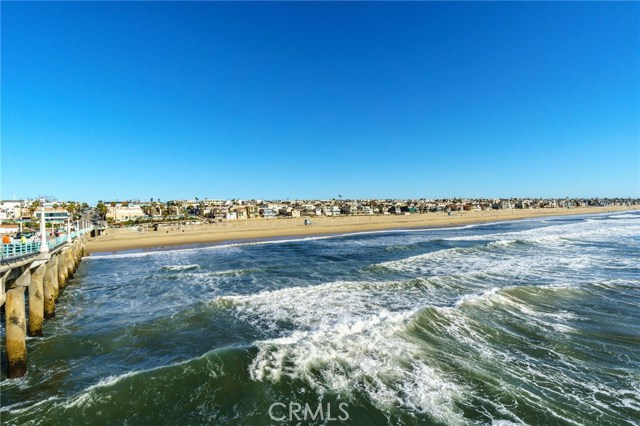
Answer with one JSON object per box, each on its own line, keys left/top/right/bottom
{"left": 1, "top": 196, "right": 637, "bottom": 233}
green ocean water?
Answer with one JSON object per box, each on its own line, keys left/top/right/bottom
{"left": 1, "top": 212, "right": 639, "bottom": 425}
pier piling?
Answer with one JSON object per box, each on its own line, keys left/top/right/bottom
{"left": 6, "top": 278, "right": 28, "bottom": 378}
{"left": 28, "top": 264, "right": 47, "bottom": 337}
{"left": 44, "top": 257, "right": 58, "bottom": 318}
{"left": 57, "top": 250, "right": 67, "bottom": 288}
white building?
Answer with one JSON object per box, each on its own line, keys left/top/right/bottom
{"left": 106, "top": 204, "right": 146, "bottom": 222}
{"left": 34, "top": 209, "right": 70, "bottom": 223}
{"left": 323, "top": 206, "right": 341, "bottom": 216}
{"left": 0, "top": 201, "right": 24, "bottom": 220}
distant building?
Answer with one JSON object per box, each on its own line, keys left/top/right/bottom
{"left": 261, "top": 208, "right": 278, "bottom": 218}
{"left": 0, "top": 201, "right": 23, "bottom": 220}
{"left": 0, "top": 223, "right": 20, "bottom": 234}
{"left": 34, "top": 209, "right": 70, "bottom": 223}
{"left": 323, "top": 206, "right": 341, "bottom": 216}
{"left": 106, "top": 204, "right": 146, "bottom": 222}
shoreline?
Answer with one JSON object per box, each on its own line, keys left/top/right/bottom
{"left": 84, "top": 206, "right": 639, "bottom": 255}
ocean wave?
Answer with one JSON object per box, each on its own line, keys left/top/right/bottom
{"left": 161, "top": 264, "right": 200, "bottom": 271}
{"left": 407, "top": 291, "right": 639, "bottom": 424}
{"left": 1, "top": 346, "right": 249, "bottom": 425}
{"left": 380, "top": 245, "right": 481, "bottom": 269}
{"left": 454, "top": 287, "right": 501, "bottom": 307}
{"left": 218, "top": 277, "right": 600, "bottom": 423}
{"left": 446, "top": 214, "right": 640, "bottom": 245}
{"left": 214, "top": 280, "right": 474, "bottom": 422}
{"left": 384, "top": 243, "right": 423, "bottom": 252}
{"left": 453, "top": 284, "right": 580, "bottom": 320}
{"left": 248, "top": 308, "right": 470, "bottom": 424}
{"left": 148, "top": 268, "right": 260, "bottom": 282}
{"left": 375, "top": 228, "right": 628, "bottom": 284}
{"left": 86, "top": 251, "right": 163, "bottom": 260}
{"left": 606, "top": 213, "right": 640, "bottom": 219}
{"left": 215, "top": 279, "right": 587, "bottom": 422}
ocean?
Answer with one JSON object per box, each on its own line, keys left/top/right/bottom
{"left": 1, "top": 211, "right": 639, "bottom": 425}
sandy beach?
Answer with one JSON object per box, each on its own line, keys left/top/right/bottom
{"left": 84, "top": 206, "right": 638, "bottom": 254}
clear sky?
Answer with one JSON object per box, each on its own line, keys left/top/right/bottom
{"left": 1, "top": 1, "right": 638, "bottom": 204}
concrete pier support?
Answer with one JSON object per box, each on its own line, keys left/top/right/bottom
{"left": 44, "top": 258, "right": 58, "bottom": 319}
{"left": 28, "top": 264, "right": 47, "bottom": 337}
{"left": 51, "top": 255, "right": 60, "bottom": 299}
{"left": 65, "top": 248, "right": 75, "bottom": 280}
{"left": 73, "top": 242, "right": 82, "bottom": 267}
{"left": 5, "top": 269, "right": 30, "bottom": 378}
{"left": 58, "top": 251, "right": 68, "bottom": 288}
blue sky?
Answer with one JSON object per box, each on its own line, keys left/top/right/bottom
{"left": 1, "top": 2, "right": 638, "bottom": 204}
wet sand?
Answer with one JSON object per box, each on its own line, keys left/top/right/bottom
{"left": 85, "top": 206, "right": 638, "bottom": 254}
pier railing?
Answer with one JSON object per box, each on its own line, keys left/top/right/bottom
{"left": 1, "top": 228, "right": 92, "bottom": 263}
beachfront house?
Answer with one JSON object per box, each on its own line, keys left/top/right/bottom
{"left": 245, "top": 205, "right": 260, "bottom": 218}
{"left": 323, "top": 206, "right": 341, "bottom": 216}
{"left": 231, "top": 207, "right": 248, "bottom": 220}
{"left": 278, "top": 208, "right": 301, "bottom": 218}
{"left": 260, "top": 208, "right": 278, "bottom": 218}
{"left": 211, "top": 206, "right": 229, "bottom": 219}
{"left": 362, "top": 206, "right": 375, "bottom": 215}
{"left": 106, "top": 203, "right": 146, "bottom": 222}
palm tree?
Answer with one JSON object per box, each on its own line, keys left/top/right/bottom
{"left": 96, "top": 201, "right": 108, "bottom": 219}
{"left": 30, "top": 199, "right": 42, "bottom": 224}
{"left": 110, "top": 202, "right": 117, "bottom": 222}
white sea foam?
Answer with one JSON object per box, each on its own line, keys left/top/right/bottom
{"left": 221, "top": 279, "right": 598, "bottom": 423}
{"left": 161, "top": 264, "right": 200, "bottom": 271}
{"left": 0, "top": 395, "right": 63, "bottom": 415}
{"left": 447, "top": 215, "right": 640, "bottom": 247}
{"left": 467, "top": 287, "right": 578, "bottom": 324}
{"left": 606, "top": 213, "right": 640, "bottom": 219}
{"left": 216, "top": 281, "right": 471, "bottom": 423}
{"left": 454, "top": 287, "right": 500, "bottom": 307}
{"left": 376, "top": 214, "right": 640, "bottom": 286}
{"left": 234, "top": 279, "right": 600, "bottom": 421}
{"left": 379, "top": 244, "right": 575, "bottom": 283}
{"left": 62, "top": 370, "right": 140, "bottom": 409}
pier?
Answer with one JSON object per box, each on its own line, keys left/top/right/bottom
{"left": 1, "top": 205, "right": 91, "bottom": 378}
